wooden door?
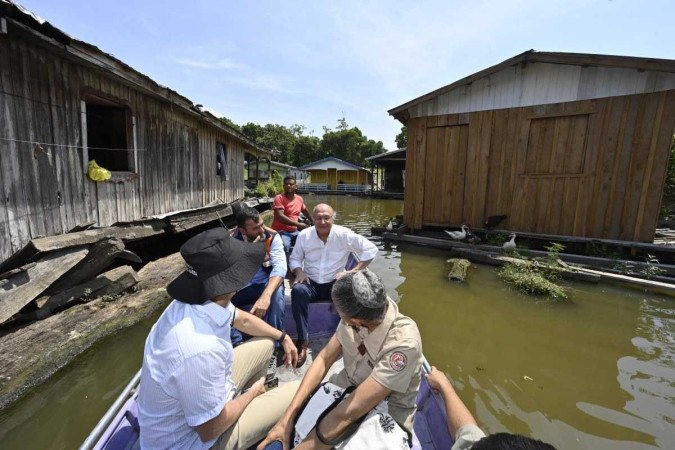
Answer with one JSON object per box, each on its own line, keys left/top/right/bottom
{"left": 422, "top": 125, "right": 469, "bottom": 225}
{"left": 327, "top": 168, "right": 337, "bottom": 189}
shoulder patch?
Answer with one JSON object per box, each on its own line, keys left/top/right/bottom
{"left": 389, "top": 351, "right": 407, "bottom": 372}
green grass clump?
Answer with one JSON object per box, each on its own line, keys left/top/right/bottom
{"left": 498, "top": 262, "right": 567, "bottom": 300}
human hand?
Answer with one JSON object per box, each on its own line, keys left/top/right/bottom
{"left": 292, "top": 270, "right": 310, "bottom": 285}
{"left": 249, "top": 376, "right": 267, "bottom": 397}
{"left": 256, "top": 419, "right": 293, "bottom": 450}
{"left": 334, "top": 270, "right": 353, "bottom": 280}
{"left": 297, "top": 222, "right": 309, "bottom": 230}
{"left": 425, "top": 366, "right": 453, "bottom": 392}
{"left": 281, "top": 335, "right": 298, "bottom": 368}
{"left": 250, "top": 296, "right": 270, "bottom": 318}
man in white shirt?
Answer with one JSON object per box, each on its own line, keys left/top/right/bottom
{"left": 289, "top": 203, "right": 379, "bottom": 366}
{"left": 137, "top": 228, "right": 299, "bottom": 450}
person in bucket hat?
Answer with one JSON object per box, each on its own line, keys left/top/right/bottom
{"left": 137, "top": 227, "right": 300, "bottom": 450}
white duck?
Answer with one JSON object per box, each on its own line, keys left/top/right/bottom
{"left": 503, "top": 233, "right": 517, "bottom": 252}
{"left": 386, "top": 218, "right": 394, "bottom": 232}
{"left": 444, "top": 225, "right": 469, "bottom": 240}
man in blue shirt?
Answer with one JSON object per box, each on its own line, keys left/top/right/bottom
{"left": 230, "top": 207, "right": 287, "bottom": 347}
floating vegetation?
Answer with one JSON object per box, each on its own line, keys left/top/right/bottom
{"left": 498, "top": 242, "right": 568, "bottom": 300}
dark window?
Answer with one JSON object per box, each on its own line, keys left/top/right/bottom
{"left": 216, "top": 142, "right": 228, "bottom": 180}
{"left": 86, "top": 100, "right": 133, "bottom": 172}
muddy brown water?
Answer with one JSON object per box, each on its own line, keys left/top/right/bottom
{"left": 0, "top": 195, "right": 673, "bottom": 449}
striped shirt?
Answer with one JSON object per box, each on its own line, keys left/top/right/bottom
{"left": 138, "top": 300, "right": 237, "bottom": 450}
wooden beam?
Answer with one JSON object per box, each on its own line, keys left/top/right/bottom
{"left": 32, "top": 265, "right": 140, "bottom": 318}
{"left": 46, "top": 238, "right": 141, "bottom": 294}
{"left": 0, "top": 252, "right": 184, "bottom": 410}
{"left": 0, "top": 248, "right": 88, "bottom": 324}
{"left": 0, "top": 221, "right": 164, "bottom": 273}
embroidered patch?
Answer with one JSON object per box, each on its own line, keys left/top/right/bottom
{"left": 389, "top": 351, "right": 407, "bottom": 372}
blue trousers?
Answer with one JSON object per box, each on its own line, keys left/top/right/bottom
{"left": 278, "top": 230, "right": 299, "bottom": 254}
{"left": 230, "top": 282, "right": 285, "bottom": 347}
{"left": 291, "top": 279, "right": 335, "bottom": 341}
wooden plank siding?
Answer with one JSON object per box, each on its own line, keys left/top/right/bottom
{"left": 404, "top": 90, "right": 675, "bottom": 242}
{"left": 0, "top": 34, "right": 263, "bottom": 262}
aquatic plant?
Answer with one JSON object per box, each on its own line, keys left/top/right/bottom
{"left": 498, "top": 262, "right": 568, "bottom": 300}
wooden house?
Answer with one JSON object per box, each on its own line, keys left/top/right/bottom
{"left": 269, "top": 161, "right": 308, "bottom": 183}
{"left": 366, "top": 148, "right": 406, "bottom": 193}
{"left": 389, "top": 51, "right": 675, "bottom": 242}
{"left": 299, "top": 157, "right": 371, "bottom": 192}
{"left": 0, "top": 1, "right": 272, "bottom": 262}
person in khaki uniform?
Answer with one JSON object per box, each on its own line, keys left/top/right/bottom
{"left": 258, "top": 269, "right": 422, "bottom": 449}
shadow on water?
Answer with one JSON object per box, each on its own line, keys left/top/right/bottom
{"left": 0, "top": 195, "right": 673, "bottom": 449}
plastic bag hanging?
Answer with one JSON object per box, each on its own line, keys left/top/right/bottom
{"left": 88, "top": 159, "right": 112, "bottom": 181}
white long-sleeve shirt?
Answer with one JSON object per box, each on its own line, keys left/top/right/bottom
{"left": 289, "top": 224, "right": 379, "bottom": 284}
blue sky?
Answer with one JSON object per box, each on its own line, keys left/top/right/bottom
{"left": 17, "top": 0, "right": 675, "bottom": 150}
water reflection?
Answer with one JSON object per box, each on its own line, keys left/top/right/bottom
{"left": 0, "top": 195, "right": 672, "bottom": 449}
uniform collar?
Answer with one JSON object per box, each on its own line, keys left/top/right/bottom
{"left": 199, "top": 300, "right": 233, "bottom": 327}
{"left": 362, "top": 299, "right": 398, "bottom": 357}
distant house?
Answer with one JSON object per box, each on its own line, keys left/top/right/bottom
{"left": 0, "top": 1, "right": 272, "bottom": 261}
{"left": 244, "top": 160, "right": 308, "bottom": 187}
{"left": 366, "top": 148, "right": 406, "bottom": 193}
{"left": 299, "top": 157, "right": 371, "bottom": 192}
{"left": 269, "top": 161, "right": 308, "bottom": 183}
{"left": 389, "top": 50, "right": 675, "bottom": 242}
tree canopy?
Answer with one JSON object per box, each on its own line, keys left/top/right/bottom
{"left": 222, "top": 116, "right": 388, "bottom": 168}
{"left": 395, "top": 126, "right": 407, "bottom": 149}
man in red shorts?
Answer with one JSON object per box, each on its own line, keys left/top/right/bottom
{"left": 271, "top": 176, "right": 312, "bottom": 254}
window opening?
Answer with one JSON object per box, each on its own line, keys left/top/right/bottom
{"left": 85, "top": 96, "right": 133, "bottom": 172}
{"left": 216, "top": 142, "right": 228, "bottom": 180}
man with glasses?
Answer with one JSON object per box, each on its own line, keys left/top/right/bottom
{"left": 289, "top": 203, "right": 378, "bottom": 367}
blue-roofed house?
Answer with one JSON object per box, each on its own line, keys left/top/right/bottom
{"left": 299, "top": 157, "right": 372, "bottom": 192}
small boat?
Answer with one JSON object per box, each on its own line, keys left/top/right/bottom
{"left": 81, "top": 297, "right": 454, "bottom": 449}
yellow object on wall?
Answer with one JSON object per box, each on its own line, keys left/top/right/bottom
{"left": 88, "top": 160, "right": 112, "bottom": 182}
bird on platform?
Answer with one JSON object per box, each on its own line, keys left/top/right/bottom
{"left": 503, "top": 233, "right": 517, "bottom": 252}
{"left": 485, "top": 214, "right": 508, "bottom": 229}
{"left": 386, "top": 218, "right": 394, "bottom": 232}
{"left": 466, "top": 229, "right": 482, "bottom": 244}
{"left": 445, "top": 225, "right": 469, "bottom": 240}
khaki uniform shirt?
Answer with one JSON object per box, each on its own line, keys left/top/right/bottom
{"left": 329, "top": 299, "right": 422, "bottom": 433}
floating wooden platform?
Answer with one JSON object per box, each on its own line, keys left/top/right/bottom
{"left": 383, "top": 231, "right": 675, "bottom": 297}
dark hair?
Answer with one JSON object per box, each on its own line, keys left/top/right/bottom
{"left": 283, "top": 175, "right": 296, "bottom": 184}
{"left": 472, "top": 433, "right": 557, "bottom": 450}
{"left": 236, "top": 207, "right": 260, "bottom": 228}
{"left": 332, "top": 269, "right": 387, "bottom": 322}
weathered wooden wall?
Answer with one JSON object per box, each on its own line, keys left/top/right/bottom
{"left": 0, "top": 34, "right": 259, "bottom": 261}
{"left": 405, "top": 90, "right": 675, "bottom": 242}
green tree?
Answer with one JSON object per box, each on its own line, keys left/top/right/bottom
{"left": 395, "top": 126, "right": 407, "bottom": 149}
{"left": 320, "top": 118, "right": 385, "bottom": 166}
{"left": 240, "top": 123, "right": 299, "bottom": 164}
{"left": 660, "top": 136, "right": 675, "bottom": 218}
{"left": 219, "top": 116, "right": 241, "bottom": 132}
{"left": 293, "top": 135, "right": 322, "bottom": 167}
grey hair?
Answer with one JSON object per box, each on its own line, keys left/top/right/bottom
{"left": 332, "top": 269, "right": 387, "bottom": 322}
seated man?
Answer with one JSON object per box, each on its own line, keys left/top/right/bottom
{"left": 271, "top": 176, "right": 313, "bottom": 254}
{"left": 137, "top": 228, "right": 299, "bottom": 450}
{"left": 229, "top": 207, "right": 286, "bottom": 348}
{"left": 289, "top": 203, "right": 379, "bottom": 366}
{"left": 258, "top": 269, "right": 422, "bottom": 449}
{"left": 425, "top": 368, "right": 557, "bottom": 450}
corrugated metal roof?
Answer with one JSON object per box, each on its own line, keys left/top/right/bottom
{"left": 388, "top": 50, "right": 675, "bottom": 120}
